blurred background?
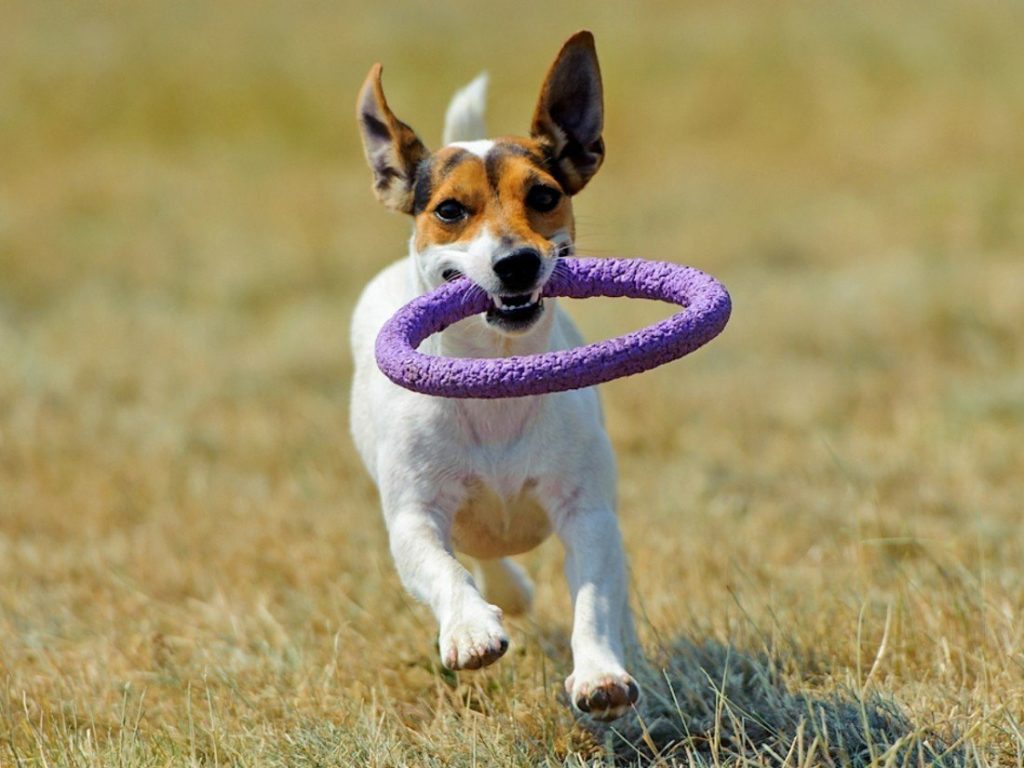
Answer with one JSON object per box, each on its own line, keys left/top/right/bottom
{"left": 1, "top": 1, "right": 1023, "bottom": 764}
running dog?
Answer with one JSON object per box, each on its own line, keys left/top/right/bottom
{"left": 350, "top": 31, "right": 639, "bottom": 720}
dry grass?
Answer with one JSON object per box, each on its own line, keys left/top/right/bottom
{"left": 2, "top": 1, "right": 1023, "bottom": 765}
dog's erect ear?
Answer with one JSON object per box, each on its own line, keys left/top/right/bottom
{"left": 356, "top": 64, "right": 430, "bottom": 214}
{"left": 531, "top": 31, "right": 604, "bottom": 195}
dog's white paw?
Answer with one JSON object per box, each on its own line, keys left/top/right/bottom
{"left": 566, "top": 667, "right": 639, "bottom": 721}
{"left": 439, "top": 604, "right": 509, "bottom": 670}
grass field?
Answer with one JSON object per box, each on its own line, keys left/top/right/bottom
{"left": 2, "top": 1, "right": 1023, "bottom": 765}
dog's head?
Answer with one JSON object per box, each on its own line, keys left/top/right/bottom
{"left": 356, "top": 31, "right": 604, "bottom": 336}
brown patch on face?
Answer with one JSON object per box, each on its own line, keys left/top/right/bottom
{"left": 412, "top": 138, "right": 575, "bottom": 254}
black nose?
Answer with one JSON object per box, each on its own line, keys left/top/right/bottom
{"left": 492, "top": 248, "right": 541, "bottom": 292}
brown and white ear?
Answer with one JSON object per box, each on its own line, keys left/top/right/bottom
{"left": 531, "top": 31, "right": 604, "bottom": 195}
{"left": 356, "top": 64, "right": 430, "bottom": 214}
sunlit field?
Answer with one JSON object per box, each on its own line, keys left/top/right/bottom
{"left": 2, "top": 2, "right": 1023, "bottom": 765}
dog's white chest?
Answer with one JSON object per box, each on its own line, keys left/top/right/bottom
{"left": 451, "top": 477, "right": 551, "bottom": 559}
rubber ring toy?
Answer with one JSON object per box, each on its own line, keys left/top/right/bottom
{"left": 375, "top": 257, "right": 732, "bottom": 399}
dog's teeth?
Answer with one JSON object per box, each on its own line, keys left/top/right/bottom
{"left": 530, "top": 290, "right": 541, "bottom": 304}
{"left": 493, "top": 296, "right": 506, "bottom": 309}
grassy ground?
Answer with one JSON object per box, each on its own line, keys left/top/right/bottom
{"left": 2, "top": 1, "right": 1023, "bottom": 765}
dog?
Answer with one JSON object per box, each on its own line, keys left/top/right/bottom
{"left": 350, "top": 31, "right": 639, "bottom": 721}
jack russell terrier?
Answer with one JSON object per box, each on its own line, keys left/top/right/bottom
{"left": 350, "top": 31, "right": 640, "bottom": 720}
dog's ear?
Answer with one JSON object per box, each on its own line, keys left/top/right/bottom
{"left": 531, "top": 31, "right": 604, "bottom": 195}
{"left": 356, "top": 64, "right": 430, "bottom": 214}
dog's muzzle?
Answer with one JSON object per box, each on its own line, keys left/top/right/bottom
{"left": 485, "top": 289, "right": 544, "bottom": 332}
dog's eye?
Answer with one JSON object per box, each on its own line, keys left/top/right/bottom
{"left": 434, "top": 199, "right": 468, "bottom": 223}
{"left": 526, "top": 185, "right": 562, "bottom": 213}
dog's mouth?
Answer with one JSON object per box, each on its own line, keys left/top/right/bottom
{"left": 485, "top": 289, "right": 544, "bottom": 333}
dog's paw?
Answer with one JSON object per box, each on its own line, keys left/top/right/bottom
{"left": 566, "top": 668, "right": 639, "bottom": 721}
{"left": 439, "top": 604, "right": 509, "bottom": 671}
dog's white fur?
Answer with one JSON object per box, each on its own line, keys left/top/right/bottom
{"left": 442, "top": 72, "right": 489, "bottom": 145}
{"left": 350, "top": 45, "right": 638, "bottom": 720}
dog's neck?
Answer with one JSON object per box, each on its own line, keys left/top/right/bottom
{"left": 406, "top": 251, "right": 553, "bottom": 446}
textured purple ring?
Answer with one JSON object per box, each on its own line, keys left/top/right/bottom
{"left": 375, "top": 257, "right": 731, "bottom": 399}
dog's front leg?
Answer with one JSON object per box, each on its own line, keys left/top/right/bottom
{"left": 555, "top": 505, "right": 640, "bottom": 720}
{"left": 386, "top": 504, "right": 509, "bottom": 670}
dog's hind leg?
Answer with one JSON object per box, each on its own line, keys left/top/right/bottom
{"left": 473, "top": 557, "right": 534, "bottom": 616}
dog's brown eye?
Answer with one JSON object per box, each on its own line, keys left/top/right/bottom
{"left": 526, "top": 185, "right": 561, "bottom": 213}
{"left": 435, "top": 199, "right": 468, "bottom": 223}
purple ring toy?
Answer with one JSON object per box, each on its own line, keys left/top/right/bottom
{"left": 375, "top": 257, "right": 731, "bottom": 399}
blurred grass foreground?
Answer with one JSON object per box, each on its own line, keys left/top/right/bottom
{"left": 2, "top": 2, "right": 1023, "bottom": 765}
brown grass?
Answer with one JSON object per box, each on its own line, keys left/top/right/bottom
{"left": 2, "top": 1, "right": 1023, "bottom": 765}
